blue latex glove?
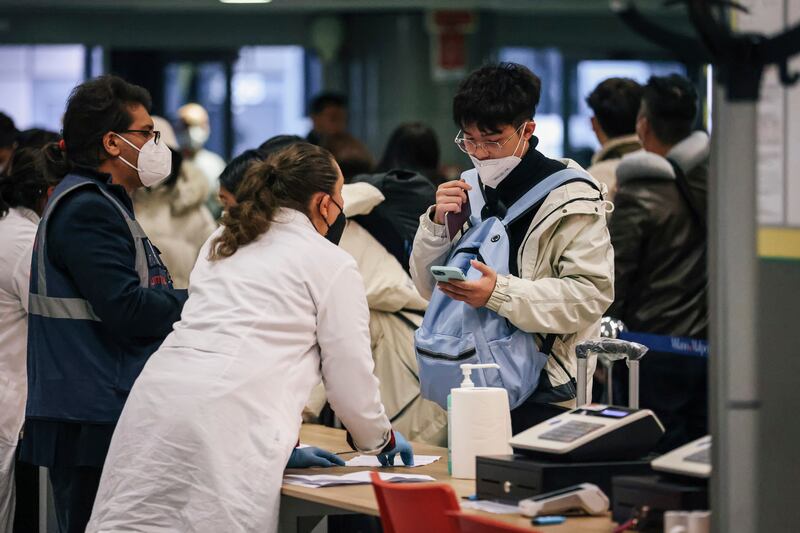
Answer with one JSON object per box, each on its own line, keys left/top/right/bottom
{"left": 286, "top": 446, "right": 346, "bottom": 468}
{"left": 377, "top": 431, "right": 414, "bottom": 467}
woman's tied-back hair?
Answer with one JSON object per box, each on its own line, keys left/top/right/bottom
{"left": 209, "top": 142, "right": 340, "bottom": 260}
{"left": 0, "top": 147, "right": 56, "bottom": 218}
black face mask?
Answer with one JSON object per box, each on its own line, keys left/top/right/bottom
{"left": 323, "top": 197, "right": 346, "bottom": 245}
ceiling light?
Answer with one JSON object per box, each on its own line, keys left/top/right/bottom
{"left": 220, "top": 0, "right": 272, "bottom": 4}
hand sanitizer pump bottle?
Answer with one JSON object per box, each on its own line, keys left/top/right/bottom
{"left": 448, "top": 363, "right": 513, "bottom": 479}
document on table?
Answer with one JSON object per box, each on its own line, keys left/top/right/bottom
{"left": 344, "top": 455, "right": 441, "bottom": 468}
{"left": 284, "top": 471, "right": 435, "bottom": 488}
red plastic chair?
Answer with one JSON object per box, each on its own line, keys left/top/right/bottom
{"left": 370, "top": 471, "right": 461, "bottom": 533}
{"left": 447, "top": 510, "right": 542, "bottom": 533}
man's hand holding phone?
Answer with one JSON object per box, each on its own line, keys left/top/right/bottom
{"left": 436, "top": 260, "right": 498, "bottom": 309}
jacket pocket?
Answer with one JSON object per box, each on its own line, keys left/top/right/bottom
{"left": 415, "top": 330, "right": 477, "bottom": 409}
{"left": 486, "top": 330, "right": 549, "bottom": 409}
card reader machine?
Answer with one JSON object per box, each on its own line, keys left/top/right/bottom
{"left": 518, "top": 483, "right": 609, "bottom": 517}
{"left": 509, "top": 403, "right": 664, "bottom": 461}
{"left": 476, "top": 338, "right": 664, "bottom": 502}
{"left": 650, "top": 435, "right": 712, "bottom": 479}
{"left": 509, "top": 338, "right": 664, "bottom": 461}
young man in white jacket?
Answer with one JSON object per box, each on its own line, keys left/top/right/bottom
{"left": 410, "top": 63, "right": 615, "bottom": 432}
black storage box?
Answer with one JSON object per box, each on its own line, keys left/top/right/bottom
{"left": 475, "top": 454, "right": 654, "bottom": 502}
{"left": 612, "top": 475, "right": 709, "bottom": 532}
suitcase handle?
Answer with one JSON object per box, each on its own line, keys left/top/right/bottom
{"left": 576, "top": 336, "right": 649, "bottom": 409}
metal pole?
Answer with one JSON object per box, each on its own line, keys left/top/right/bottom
{"left": 709, "top": 83, "right": 759, "bottom": 533}
{"left": 576, "top": 354, "right": 588, "bottom": 407}
{"left": 627, "top": 360, "right": 640, "bottom": 409}
{"left": 606, "top": 364, "right": 614, "bottom": 405}
{"left": 38, "top": 467, "right": 46, "bottom": 533}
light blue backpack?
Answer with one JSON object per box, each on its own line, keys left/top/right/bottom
{"left": 414, "top": 167, "right": 599, "bottom": 410}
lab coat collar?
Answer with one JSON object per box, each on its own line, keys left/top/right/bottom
{"left": 273, "top": 207, "right": 319, "bottom": 235}
{"left": 14, "top": 206, "right": 40, "bottom": 225}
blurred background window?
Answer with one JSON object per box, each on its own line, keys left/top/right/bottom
{"left": 0, "top": 45, "right": 89, "bottom": 131}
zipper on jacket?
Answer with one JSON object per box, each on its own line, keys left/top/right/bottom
{"left": 416, "top": 346, "right": 477, "bottom": 361}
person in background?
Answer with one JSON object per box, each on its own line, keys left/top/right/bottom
{"left": 322, "top": 132, "right": 375, "bottom": 181}
{"left": 0, "top": 148, "right": 59, "bottom": 533}
{"left": 377, "top": 122, "right": 444, "bottom": 187}
{"left": 19, "top": 75, "right": 187, "bottom": 533}
{"left": 306, "top": 91, "right": 348, "bottom": 146}
{"left": 216, "top": 136, "right": 304, "bottom": 212}
{"left": 608, "top": 74, "right": 709, "bottom": 452}
{"left": 0, "top": 113, "right": 18, "bottom": 175}
{"left": 217, "top": 149, "right": 265, "bottom": 212}
{"left": 585, "top": 78, "right": 643, "bottom": 199}
{"left": 133, "top": 116, "right": 217, "bottom": 289}
{"left": 87, "top": 142, "right": 413, "bottom": 533}
{"left": 410, "top": 63, "right": 614, "bottom": 432}
{"left": 2, "top": 127, "right": 60, "bottom": 532}
{"left": 176, "top": 103, "right": 226, "bottom": 219}
{"left": 16, "top": 129, "right": 60, "bottom": 151}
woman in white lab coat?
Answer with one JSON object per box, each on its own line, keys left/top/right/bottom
{"left": 87, "top": 142, "right": 413, "bottom": 533}
{"left": 0, "top": 148, "right": 58, "bottom": 533}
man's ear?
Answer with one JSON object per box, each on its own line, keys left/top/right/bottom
{"left": 635, "top": 114, "right": 648, "bottom": 145}
{"left": 523, "top": 120, "right": 536, "bottom": 140}
{"left": 590, "top": 116, "right": 600, "bottom": 136}
{"left": 102, "top": 131, "right": 121, "bottom": 158}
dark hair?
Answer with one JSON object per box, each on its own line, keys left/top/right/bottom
{"left": 16, "top": 128, "right": 60, "bottom": 150}
{"left": 309, "top": 92, "right": 347, "bottom": 115}
{"left": 641, "top": 74, "right": 698, "bottom": 146}
{"left": 586, "top": 78, "right": 643, "bottom": 139}
{"left": 257, "top": 134, "right": 304, "bottom": 157}
{"left": 42, "top": 75, "right": 152, "bottom": 181}
{"left": 377, "top": 122, "right": 440, "bottom": 176}
{"left": 0, "top": 112, "right": 18, "bottom": 148}
{"left": 453, "top": 62, "right": 542, "bottom": 133}
{"left": 218, "top": 149, "right": 265, "bottom": 195}
{"left": 321, "top": 133, "right": 374, "bottom": 182}
{"left": 0, "top": 147, "right": 55, "bottom": 217}
{"left": 209, "top": 142, "right": 339, "bottom": 260}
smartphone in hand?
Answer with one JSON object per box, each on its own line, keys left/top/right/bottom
{"left": 430, "top": 266, "right": 467, "bottom": 283}
{"left": 445, "top": 194, "right": 471, "bottom": 241}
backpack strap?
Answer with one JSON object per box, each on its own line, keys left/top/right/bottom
{"left": 503, "top": 168, "right": 600, "bottom": 226}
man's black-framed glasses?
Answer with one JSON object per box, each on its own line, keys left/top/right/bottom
{"left": 120, "top": 129, "right": 161, "bottom": 145}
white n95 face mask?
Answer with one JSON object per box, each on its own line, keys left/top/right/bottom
{"left": 188, "top": 126, "right": 209, "bottom": 149}
{"left": 114, "top": 133, "right": 173, "bottom": 187}
{"left": 469, "top": 124, "right": 528, "bottom": 189}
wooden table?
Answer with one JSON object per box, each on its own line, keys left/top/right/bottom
{"left": 280, "top": 424, "right": 618, "bottom": 533}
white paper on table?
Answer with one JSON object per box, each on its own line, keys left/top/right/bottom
{"left": 344, "top": 455, "right": 441, "bottom": 468}
{"left": 460, "top": 500, "right": 521, "bottom": 515}
{"left": 283, "top": 471, "right": 435, "bottom": 488}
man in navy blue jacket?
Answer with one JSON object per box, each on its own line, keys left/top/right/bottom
{"left": 20, "top": 76, "right": 187, "bottom": 533}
